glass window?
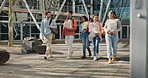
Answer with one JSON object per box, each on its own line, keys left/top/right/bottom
{"left": 0, "top": 34, "right": 8, "bottom": 40}
{"left": 31, "top": 24, "right": 40, "bottom": 33}
{"left": 13, "top": 23, "right": 21, "bottom": 40}
{"left": 0, "top": 23, "right": 8, "bottom": 33}
{"left": 122, "top": 26, "right": 127, "bottom": 38}
{"left": 23, "top": 24, "right": 30, "bottom": 38}
{"left": 31, "top": 34, "right": 39, "bottom": 38}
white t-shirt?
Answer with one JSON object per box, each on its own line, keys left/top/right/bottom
{"left": 92, "top": 23, "right": 98, "bottom": 33}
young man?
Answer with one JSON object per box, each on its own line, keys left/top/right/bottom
{"left": 40, "top": 11, "right": 57, "bottom": 60}
{"left": 62, "top": 11, "right": 77, "bottom": 59}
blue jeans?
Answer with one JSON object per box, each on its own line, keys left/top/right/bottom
{"left": 105, "top": 34, "right": 118, "bottom": 59}
{"left": 81, "top": 33, "right": 90, "bottom": 52}
{"left": 92, "top": 36, "right": 100, "bottom": 56}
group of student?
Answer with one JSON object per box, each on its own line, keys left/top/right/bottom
{"left": 40, "top": 10, "right": 121, "bottom": 64}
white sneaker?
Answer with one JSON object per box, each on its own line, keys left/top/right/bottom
{"left": 93, "top": 56, "right": 97, "bottom": 61}
{"left": 67, "top": 57, "right": 70, "bottom": 59}
{"left": 44, "top": 56, "right": 48, "bottom": 60}
{"left": 96, "top": 53, "right": 99, "bottom": 58}
{"left": 49, "top": 55, "right": 53, "bottom": 58}
{"left": 97, "top": 56, "right": 100, "bottom": 59}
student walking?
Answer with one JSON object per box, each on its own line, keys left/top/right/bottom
{"left": 89, "top": 15, "right": 102, "bottom": 61}
{"left": 40, "top": 11, "right": 57, "bottom": 59}
{"left": 62, "top": 11, "right": 77, "bottom": 59}
{"left": 104, "top": 10, "right": 121, "bottom": 64}
{"left": 80, "top": 16, "right": 92, "bottom": 59}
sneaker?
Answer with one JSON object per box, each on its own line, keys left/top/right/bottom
{"left": 71, "top": 51, "right": 73, "bottom": 55}
{"left": 108, "top": 59, "right": 112, "bottom": 64}
{"left": 93, "top": 56, "right": 97, "bottom": 61}
{"left": 67, "top": 57, "right": 70, "bottom": 59}
{"left": 81, "top": 56, "right": 86, "bottom": 59}
{"left": 44, "top": 56, "right": 47, "bottom": 60}
{"left": 89, "top": 53, "right": 92, "bottom": 57}
{"left": 49, "top": 55, "right": 53, "bottom": 58}
{"left": 112, "top": 56, "right": 116, "bottom": 61}
{"left": 96, "top": 53, "right": 99, "bottom": 59}
{"left": 97, "top": 56, "right": 100, "bottom": 59}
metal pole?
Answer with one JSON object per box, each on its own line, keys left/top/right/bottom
{"left": 102, "top": 0, "right": 111, "bottom": 24}
{"left": 90, "top": 0, "right": 93, "bottom": 15}
{"left": 12, "top": 24, "right": 18, "bottom": 38}
{"left": 99, "top": 0, "right": 103, "bottom": 21}
{"left": 0, "top": 0, "right": 7, "bottom": 13}
{"left": 82, "top": 0, "right": 89, "bottom": 20}
{"left": 8, "top": 0, "right": 13, "bottom": 47}
{"left": 54, "top": 0, "right": 67, "bottom": 21}
{"left": 42, "top": 0, "right": 45, "bottom": 19}
{"left": 23, "top": 0, "right": 40, "bottom": 29}
{"left": 53, "top": 0, "right": 58, "bottom": 18}
{"left": 59, "top": 25, "right": 62, "bottom": 39}
{"left": 20, "top": 23, "right": 23, "bottom": 40}
{"left": 72, "top": 0, "right": 75, "bottom": 14}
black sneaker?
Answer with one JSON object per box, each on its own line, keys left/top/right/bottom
{"left": 81, "top": 56, "right": 86, "bottom": 59}
{"left": 89, "top": 53, "right": 92, "bottom": 57}
{"left": 44, "top": 56, "right": 47, "bottom": 60}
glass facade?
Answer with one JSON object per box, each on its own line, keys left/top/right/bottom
{"left": 0, "top": 0, "right": 130, "bottom": 40}
{"left": 75, "top": 0, "right": 130, "bottom": 25}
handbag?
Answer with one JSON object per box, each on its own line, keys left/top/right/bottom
{"left": 51, "top": 29, "right": 57, "bottom": 35}
{"left": 102, "top": 27, "right": 106, "bottom": 35}
{"left": 49, "top": 19, "right": 58, "bottom": 35}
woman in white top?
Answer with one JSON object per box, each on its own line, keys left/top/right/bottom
{"left": 104, "top": 10, "right": 121, "bottom": 64}
{"left": 89, "top": 15, "right": 102, "bottom": 61}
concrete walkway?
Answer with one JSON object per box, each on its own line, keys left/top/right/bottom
{"left": 0, "top": 42, "right": 130, "bottom": 78}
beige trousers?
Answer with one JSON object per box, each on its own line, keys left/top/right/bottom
{"left": 45, "top": 34, "right": 53, "bottom": 57}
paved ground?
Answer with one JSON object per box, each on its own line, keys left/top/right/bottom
{"left": 0, "top": 41, "right": 130, "bottom": 78}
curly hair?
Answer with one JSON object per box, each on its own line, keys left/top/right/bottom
{"left": 45, "top": 11, "right": 51, "bottom": 15}
{"left": 80, "top": 16, "right": 88, "bottom": 21}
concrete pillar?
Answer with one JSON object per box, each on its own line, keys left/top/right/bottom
{"left": 131, "top": 0, "right": 148, "bottom": 78}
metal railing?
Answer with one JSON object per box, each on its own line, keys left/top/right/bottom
{"left": 0, "top": 21, "right": 130, "bottom": 40}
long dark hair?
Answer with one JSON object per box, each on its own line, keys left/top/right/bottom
{"left": 80, "top": 16, "right": 88, "bottom": 22}
{"left": 109, "top": 10, "right": 118, "bottom": 19}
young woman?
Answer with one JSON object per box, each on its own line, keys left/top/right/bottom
{"left": 89, "top": 15, "right": 102, "bottom": 61}
{"left": 104, "top": 10, "right": 121, "bottom": 64}
{"left": 79, "top": 16, "right": 92, "bottom": 59}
